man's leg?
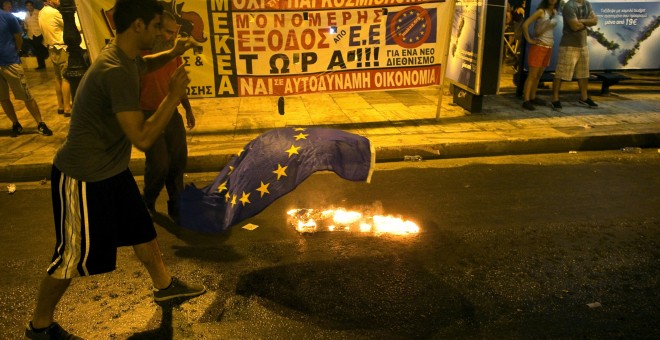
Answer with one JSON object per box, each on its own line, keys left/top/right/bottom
{"left": 577, "top": 78, "right": 589, "bottom": 100}
{"left": 30, "top": 276, "right": 71, "bottom": 329}
{"left": 133, "top": 238, "right": 206, "bottom": 302}
{"left": 24, "top": 97, "right": 44, "bottom": 123}
{"left": 62, "top": 78, "right": 72, "bottom": 113}
{"left": 50, "top": 49, "right": 71, "bottom": 113}
{"left": 34, "top": 36, "right": 47, "bottom": 69}
{"left": 1, "top": 99, "right": 18, "bottom": 123}
{"left": 133, "top": 239, "right": 171, "bottom": 289}
{"left": 143, "top": 134, "right": 169, "bottom": 212}
{"left": 125, "top": 169, "right": 205, "bottom": 301}
{"left": 1, "top": 67, "right": 19, "bottom": 123}
{"left": 552, "top": 77, "right": 562, "bottom": 102}
{"left": 164, "top": 113, "right": 188, "bottom": 220}
{"left": 53, "top": 73, "right": 65, "bottom": 112}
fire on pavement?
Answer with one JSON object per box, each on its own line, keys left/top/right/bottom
{"left": 287, "top": 208, "right": 420, "bottom": 235}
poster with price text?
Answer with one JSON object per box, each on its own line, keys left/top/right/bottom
{"left": 526, "top": 0, "right": 660, "bottom": 71}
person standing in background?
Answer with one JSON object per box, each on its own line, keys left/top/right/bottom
{"left": 23, "top": 0, "right": 48, "bottom": 70}
{"left": 1, "top": 8, "right": 52, "bottom": 136}
{"left": 140, "top": 10, "right": 195, "bottom": 224}
{"left": 521, "top": 0, "right": 559, "bottom": 110}
{"left": 551, "top": 0, "right": 599, "bottom": 109}
{"left": 38, "top": 0, "right": 72, "bottom": 117}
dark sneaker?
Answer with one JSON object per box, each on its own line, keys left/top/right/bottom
{"left": 38, "top": 122, "right": 53, "bottom": 136}
{"left": 153, "top": 277, "right": 206, "bottom": 302}
{"left": 25, "top": 321, "right": 82, "bottom": 340}
{"left": 551, "top": 101, "right": 562, "bottom": 110}
{"left": 578, "top": 97, "right": 598, "bottom": 108}
{"left": 522, "top": 101, "right": 535, "bottom": 111}
{"left": 531, "top": 97, "right": 546, "bottom": 106}
{"left": 10, "top": 122, "right": 23, "bottom": 137}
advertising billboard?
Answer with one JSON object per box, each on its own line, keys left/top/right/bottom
{"left": 525, "top": 0, "right": 660, "bottom": 71}
{"left": 445, "top": 0, "right": 487, "bottom": 94}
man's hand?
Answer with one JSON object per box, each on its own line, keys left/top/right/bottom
{"left": 171, "top": 37, "right": 199, "bottom": 57}
{"left": 169, "top": 64, "right": 190, "bottom": 99}
{"left": 185, "top": 108, "right": 195, "bottom": 129}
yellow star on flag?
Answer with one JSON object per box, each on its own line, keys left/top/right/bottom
{"left": 239, "top": 192, "right": 251, "bottom": 206}
{"left": 273, "top": 164, "right": 288, "bottom": 180}
{"left": 217, "top": 180, "right": 228, "bottom": 193}
{"left": 285, "top": 144, "right": 301, "bottom": 157}
{"left": 237, "top": 149, "right": 244, "bottom": 157}
{"left": 294, "top": 127, "right": 306, "bottom": 131}
{"left": 228, "top": 166, "right": 235, "bottom": 175}
{"left": 257, "top": 181, "right": 270, "bottom": 197}
{"left": 225, "top": 192, "right": 230, "bottom": 202}
{"left": 230, "top": 194, "right": 237, "bottom": 207}
{"left": 294, "top": 132, "right": 308, "bottom": 140}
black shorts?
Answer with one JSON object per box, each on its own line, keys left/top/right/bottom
{"left": 47, "top": 166, "right": 157, "bottom": 278}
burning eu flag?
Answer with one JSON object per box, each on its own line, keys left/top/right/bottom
{"left": 179, "top": 128, "right": 375, "bottom": 233}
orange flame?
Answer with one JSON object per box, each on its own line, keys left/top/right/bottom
{"left": 287, "top": 208, "right": 419, "bottom": 235}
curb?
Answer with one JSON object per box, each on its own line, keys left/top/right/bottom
{"left": 2, "top": 133, "right": 658, "bottom": 182}
{"left": 375, "top": 133, "right": 660, "bottom": 162}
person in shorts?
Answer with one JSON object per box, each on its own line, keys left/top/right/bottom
{"left": 38, "top": 0, "right": 73, "bottom": 116}
{"left": 521, "top": 0, "right": 559, "bottom": 110}
{"left": 551, "top": 0, "right": 599, "bottom": 109}
{"left": 25, "top": 1, "right": 204, "bottom": 338}
{"left": 0, "top": 9, "right": 52, "bottom": 136}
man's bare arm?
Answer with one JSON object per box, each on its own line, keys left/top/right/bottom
{"left": 13, "top": 33, "right": 23, "bottom": 53}
{"left": 581, "top": 11, "right": 598, "bottom": 26}
{"left": 117, "top": 65, "right": 190, "bottom": 151}
{"left": 142, "top": 37, "right": 198, "bottom": 73}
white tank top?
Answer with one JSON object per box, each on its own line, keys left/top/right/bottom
{"left": 534, "top": 9, "right": 558, "bottom": 47}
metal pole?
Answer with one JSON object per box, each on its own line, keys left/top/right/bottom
{"left": 59, "top": 0, "right": 87, "bottom": 98}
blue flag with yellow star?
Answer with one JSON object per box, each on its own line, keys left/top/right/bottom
{"left": 179, "top": 128, "right": 375, "bottom": 232}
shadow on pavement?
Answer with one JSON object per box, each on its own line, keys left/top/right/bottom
{"left": 235, "top": 256, "right": 475, "bottom": 338}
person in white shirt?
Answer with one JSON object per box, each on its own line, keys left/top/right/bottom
{"left": 38, "top": 0, "right": 72, "bottom": 116}
{"left": 23, "top": 0, "right": 48, "bottom": 70}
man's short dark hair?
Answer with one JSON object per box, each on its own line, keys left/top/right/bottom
{"left": 113, "top": 0, "right": 163, "bottom": 34}
{"left": 25, "top": 0, "right": 34, "bottom": 5}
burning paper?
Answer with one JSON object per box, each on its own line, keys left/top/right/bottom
{"left": 287, "top": 207, "right": 420, "bottom": 235}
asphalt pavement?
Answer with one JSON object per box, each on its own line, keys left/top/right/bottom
{"left": 1, "top": 152, "right": 658, "bottom": 338}
{"left": 1, "top": 66, "right": 659, "bottom": 183}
